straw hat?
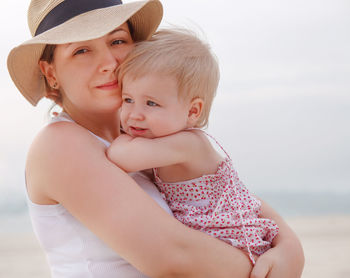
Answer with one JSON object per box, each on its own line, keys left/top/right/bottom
{"left": 7, "top": 0, "right": 163, "bottom": 106}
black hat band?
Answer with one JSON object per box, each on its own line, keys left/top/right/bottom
{"left": 35, "top": 0, "right": 123, "bottom": 36}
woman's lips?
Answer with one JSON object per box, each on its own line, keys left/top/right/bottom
{"left": 96, "top": 80, "right": 118, "bottom": 90}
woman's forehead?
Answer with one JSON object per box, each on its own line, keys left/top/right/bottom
{"left": 58, "top": 22, "right": 131, "bottom": 48}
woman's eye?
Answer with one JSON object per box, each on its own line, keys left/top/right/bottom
{"left": 123, "top": 98, "right": 133, "bottom": 103}
{"left": 147, "top": 100, "right": 159, "bottom": 107}
{"left": 73, "top": 48, "right": 88, "bottom": 55}
{"left": 112, "top": 39, "right": 125, "bottom": 45}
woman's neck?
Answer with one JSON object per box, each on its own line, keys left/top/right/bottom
{"left": 63, "top": 109, "right": 121, "bottom": 143}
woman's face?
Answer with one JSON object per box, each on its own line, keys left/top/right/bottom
{"left": 41, "top": 23, "right": 133, "bottom": 116}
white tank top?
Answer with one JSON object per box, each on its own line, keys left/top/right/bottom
{"left": 26, "top": 113, "right": 173, "bottom": 278}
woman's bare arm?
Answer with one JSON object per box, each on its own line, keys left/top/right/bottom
{"left": 250, "top": 199, "right": 305, "bottom": 278}
{"left": 26, "top": 121, "right": 253, "bottom": 278}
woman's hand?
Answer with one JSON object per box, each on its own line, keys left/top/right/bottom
{"left": 250, "top": 239, "right": 304, "bottom": 278}
{"left": 251, "top": 199, "right": 305, "bottom": 278}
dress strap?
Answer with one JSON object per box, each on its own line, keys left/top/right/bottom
{"left": 152, "top": 168, "right": 160, "bottom": 182}
{"left": 187, "top": 128, "right": 231, "bottom": 159}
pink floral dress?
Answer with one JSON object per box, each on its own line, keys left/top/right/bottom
{"left": 154, "top": 131, "right": 279, "bottom": 264}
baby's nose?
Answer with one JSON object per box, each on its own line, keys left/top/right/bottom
{"left": 129, "top": 109, "right": 145, "bottom": 121}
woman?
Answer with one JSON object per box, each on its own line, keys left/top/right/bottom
{"left": 7, "top": 0, "right": 304, "bottom": 277}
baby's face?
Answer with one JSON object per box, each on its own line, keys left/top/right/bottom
{"left": 120, "top": 73, "right": 191, "bottom": 138}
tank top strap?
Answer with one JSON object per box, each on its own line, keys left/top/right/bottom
{"left": 186, "top": 128, "right": 231, "bottom": 159}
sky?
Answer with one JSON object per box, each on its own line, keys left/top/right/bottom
{"left": 0, "top": 0, "right": 349, "bottom": 203}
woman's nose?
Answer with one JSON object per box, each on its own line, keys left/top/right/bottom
{"left": 98, "top": 48, "right": 118, "bottom": 73}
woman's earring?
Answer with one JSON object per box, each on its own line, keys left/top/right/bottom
{"left": 52, "top": 82, "right": 58, "bottom": 89}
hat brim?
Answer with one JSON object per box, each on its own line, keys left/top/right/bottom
{"left": 7, "top": 0, "right": 163, "bottom": 106}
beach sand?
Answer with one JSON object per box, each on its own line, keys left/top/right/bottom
{"left": 1, "top": 215, "right": 349, "bottom": 277}
{"left": 287, "top": 215, "right": 350, "bottom": 278}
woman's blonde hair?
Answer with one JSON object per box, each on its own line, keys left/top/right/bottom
{"left": 117, "top": 28, "right": 220, "bottom": 128}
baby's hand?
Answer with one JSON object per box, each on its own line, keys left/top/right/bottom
{"left": 107, "top": 134, "right": 134, "bottom": 167}
{"left": 114, "top": 133, "right": 133, "bottom": 143}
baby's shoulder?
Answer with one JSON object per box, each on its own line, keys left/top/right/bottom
{"left": 177, "top": 129, "right": 217, "bottom": 156}
{"left": 181, "top": 128, "right": 208, "bottom": 140}
{"left": 185, "top": 128, "right": 214, "bottom": 144}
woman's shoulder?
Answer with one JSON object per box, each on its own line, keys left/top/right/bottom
{"left": 30, "top": 120, "right": 105, "bottom": 156}
{"left": 26, "top": 121, "right": 107, "bottom": 203}
{"left": 27, "top": 120, "right": 107, "bottom": 174}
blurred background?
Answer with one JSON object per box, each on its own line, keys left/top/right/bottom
{"left": 0, "top": 0, "right": 349, "bottom": 277}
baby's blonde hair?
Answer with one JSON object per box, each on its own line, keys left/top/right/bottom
{"left": 117, "top": 28, "right": 220, "bottom": 128}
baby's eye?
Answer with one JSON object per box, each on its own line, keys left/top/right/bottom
{"left": 123, "top": 97, "right": 134, "bottom": 103}
{"left": 112, "top": 39, "right": 125, "bottom": 45}
{"left": 73, "top": 48, "right": 88, "bottom": 55}
{"left": 147, "top": 100, "right": 159, "bottom": 107}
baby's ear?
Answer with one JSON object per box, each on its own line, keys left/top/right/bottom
{"left": 187, "top": 97, "right": 204, "bottom": 126}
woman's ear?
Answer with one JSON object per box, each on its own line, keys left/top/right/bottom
{"left": 39, "top": 60, "right": 57, "bottom": 89}
{"left": 39, "top": 60, "right": 62, "bottom": 103}
{"left": 187, "top": 97, "right": 204, "bottom": 127}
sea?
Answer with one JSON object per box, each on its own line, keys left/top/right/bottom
{"left": 1, "top": 189, "right": 349, "bottom": 234}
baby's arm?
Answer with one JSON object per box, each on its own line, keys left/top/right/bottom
{"left": 107, "top": 131, "right": 200, "bottom": 172}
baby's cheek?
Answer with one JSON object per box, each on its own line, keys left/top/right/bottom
{"left": 119, "top": 108, "right": 128, "bottom": 126}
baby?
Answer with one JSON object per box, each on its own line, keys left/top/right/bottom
{"left": 107, "top": 29, "right": 278, "bottom": 264}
